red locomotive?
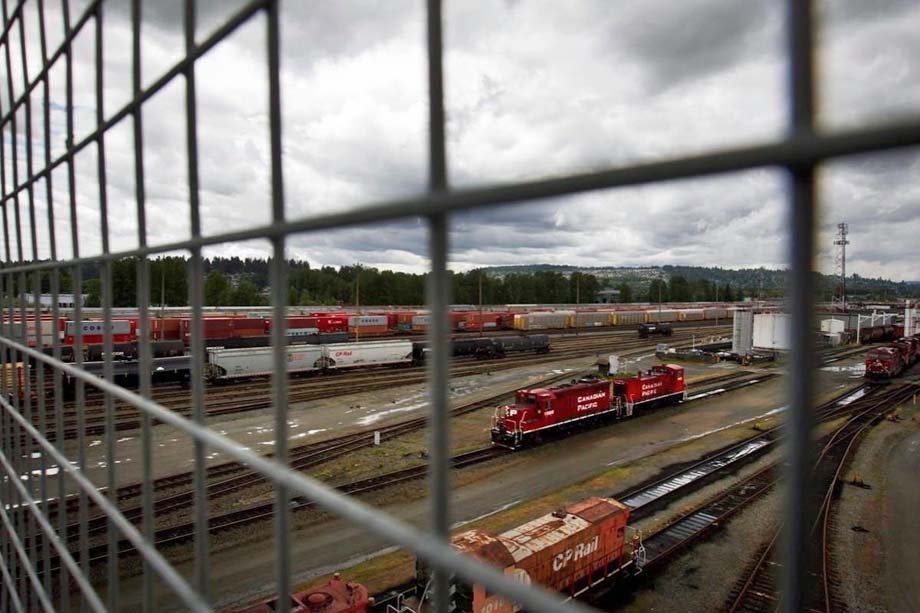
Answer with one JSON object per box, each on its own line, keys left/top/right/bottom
{"left": 237, "top": 573, "right": 371, "bottom": 613}
{"left": 491, "top": 364, "right": 686, "bottom": 448}
{"left": 410, "top": 497, "right": 637, "bottom": 613}
{"left": 865, "top": 346, "right": 905, "bottom": 379}
{"left": 865, "top": 334, "right": 920, "bottom": 380}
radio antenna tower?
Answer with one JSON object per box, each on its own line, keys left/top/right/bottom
{"left": 833, "top": 222, "right": 849, "bottom": 311}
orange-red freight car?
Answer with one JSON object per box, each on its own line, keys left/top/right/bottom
{"left": 416, "top": 497, "right": 632, "bottom": 613}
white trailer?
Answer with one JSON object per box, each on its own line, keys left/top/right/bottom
{"left": 319, "top": 340, "right": 414, "bottom": 370}
{"left": 207, "top": 345, "right": 322, "bottom": 379}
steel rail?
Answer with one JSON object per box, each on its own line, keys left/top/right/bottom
{"left": 0, "top": 335, "right": 590, "bottom": 613}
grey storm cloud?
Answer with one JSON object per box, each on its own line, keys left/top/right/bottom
{"left": 5, "top": 1, "right": 919, "bottom": 280}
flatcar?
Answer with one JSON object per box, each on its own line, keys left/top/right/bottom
{"left": 410, "top": 497, "right": 638, "bottom": 613}
{"left": 492, "top": 364, "right": 685, "bottom": 448}
{"left": 237, "top": 573, "right": 371, "bottom": 613}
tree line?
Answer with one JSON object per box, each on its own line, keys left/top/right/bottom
{"left": 13, "top": 257, "right": 754, "bottom": 308}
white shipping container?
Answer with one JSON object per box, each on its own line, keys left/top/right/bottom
{"left": 753, "top": 313, "right": 791, "bottom": 350}
{"left": 207, "top": 345, "right": 322, "bottom": 379}
{"left": 612, "top": 311, "right": 645, "bottom": 326}
{"left": 348, "top": 315, "right": 388, "bottom": 327}
{"left": 287, "top": 327, "right": 320, "bottom": 337}
{"left": 66, "top": 320, "right": 131, "bottom": 336}
{"left": 320, "top": 340, "right": 414, "bottom": 369}
{"left": 820, "top": 319, "right": 845, "bottom": 334}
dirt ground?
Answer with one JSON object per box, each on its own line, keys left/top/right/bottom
{"left": 111, "top": 352, "right": 867, "bottom": 611}
{"left": 832, "top": 394, "right": 920, "bottom": 613}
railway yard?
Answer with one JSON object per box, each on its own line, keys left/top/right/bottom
{"left": 6, "top": 306, "right": 919, "bottom": 612}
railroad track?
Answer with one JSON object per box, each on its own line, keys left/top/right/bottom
{"left": 43, "top": 360, "right": 771, "bottom": 569}
{"left": 601, "top": 383, "right": 917, "bottom": 612}
{"left": 720, "top": 385, "right": 915, "bottom": 613}
{"left": 44, "top": 446, "right": 509, "bottom": 571}
{"left": 28, "top": 327, "right": 730, "bottom": 443}
{"left": 53, "top": 363, "right": 765, "bottom": 533}
{"left": 611, "top": 382, "right": 876, "bottom": 522}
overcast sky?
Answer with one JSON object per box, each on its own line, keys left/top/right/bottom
{"left": 3, "top": 0, "right": 919, "bottom": 280}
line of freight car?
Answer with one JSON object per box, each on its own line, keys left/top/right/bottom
{"left": 864, "top": 333, "right": 920, "bottom": 379}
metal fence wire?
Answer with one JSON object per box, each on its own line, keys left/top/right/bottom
{"left": 0, "top": 0, "right": 917, "bottom": 612}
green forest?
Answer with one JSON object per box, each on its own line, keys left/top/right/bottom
{"left": 17, "top": 256, "right": 913, "bottom": 308}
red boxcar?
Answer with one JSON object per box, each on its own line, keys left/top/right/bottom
{"left": 421, "top": 497, "right": 632, "bottom": 613}
{"left": 237, "top": 574, "right": 370, "bottom": 613}
{"left": 492, "top": 365, "right": 686, "bottom": 448}
{"left": 865, "top": 346, "right": 904, "bottom": 379}
{"left": 150, "top": 317, "right": 182, "bottom": 340}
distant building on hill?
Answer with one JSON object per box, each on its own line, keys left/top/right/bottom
{"left": 596, "top": 289, "right": 621, "bottom": 304}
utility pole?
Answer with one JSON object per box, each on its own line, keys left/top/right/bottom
{"left": 834, "top": 222, "right": 849, "bottom": 311}
{"left": 478, "top": 271, "right": 483, "bottom": 338}
{"left": 355, "top": 271, "right": 360, "bottom": 343}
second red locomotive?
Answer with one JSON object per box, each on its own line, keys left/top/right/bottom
{"left": 491, "top": 364, "right": 686, "bottom": 448}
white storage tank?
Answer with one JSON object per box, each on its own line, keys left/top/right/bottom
{"left": 732, "top": 309, "right": 754, "bottom": 354}
{"left": 753, "top": 313, "right": 791, "bottom": 350}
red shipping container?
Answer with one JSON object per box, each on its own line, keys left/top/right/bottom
{"left": 64, "top": 333, "right": 134, "bottom": 345}
{"left": 315, "top": 315, "right": 348, "bottom": 333}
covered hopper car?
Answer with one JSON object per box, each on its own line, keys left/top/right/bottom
{"left": 207, "top": 340, "right": 415, "bottom": 380}
{"left": 412, "top": 497, "right": 636, "bottom": 613}
{"left": 237, "top": 573, "right": 371, "bottom": 613}
{"left": 492, "top": 364, "right": 685, "bottom": 448}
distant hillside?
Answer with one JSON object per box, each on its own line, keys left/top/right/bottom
{"left": 483, "top": 264, "right": 919, "bottom": 300}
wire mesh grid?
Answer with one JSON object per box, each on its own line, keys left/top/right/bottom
{"left": 0, "top": 0, "right": 916, "bottom": 612}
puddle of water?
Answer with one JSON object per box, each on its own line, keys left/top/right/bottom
{"left": 451, "top": 499, "right": 522, "bottom": 529}
{"left": 356, "top": 401, "right": 427, "bottom": 426}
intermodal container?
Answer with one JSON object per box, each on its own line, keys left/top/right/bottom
{"left": 66, "top": 320, "right": 133, "bottom": 337}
